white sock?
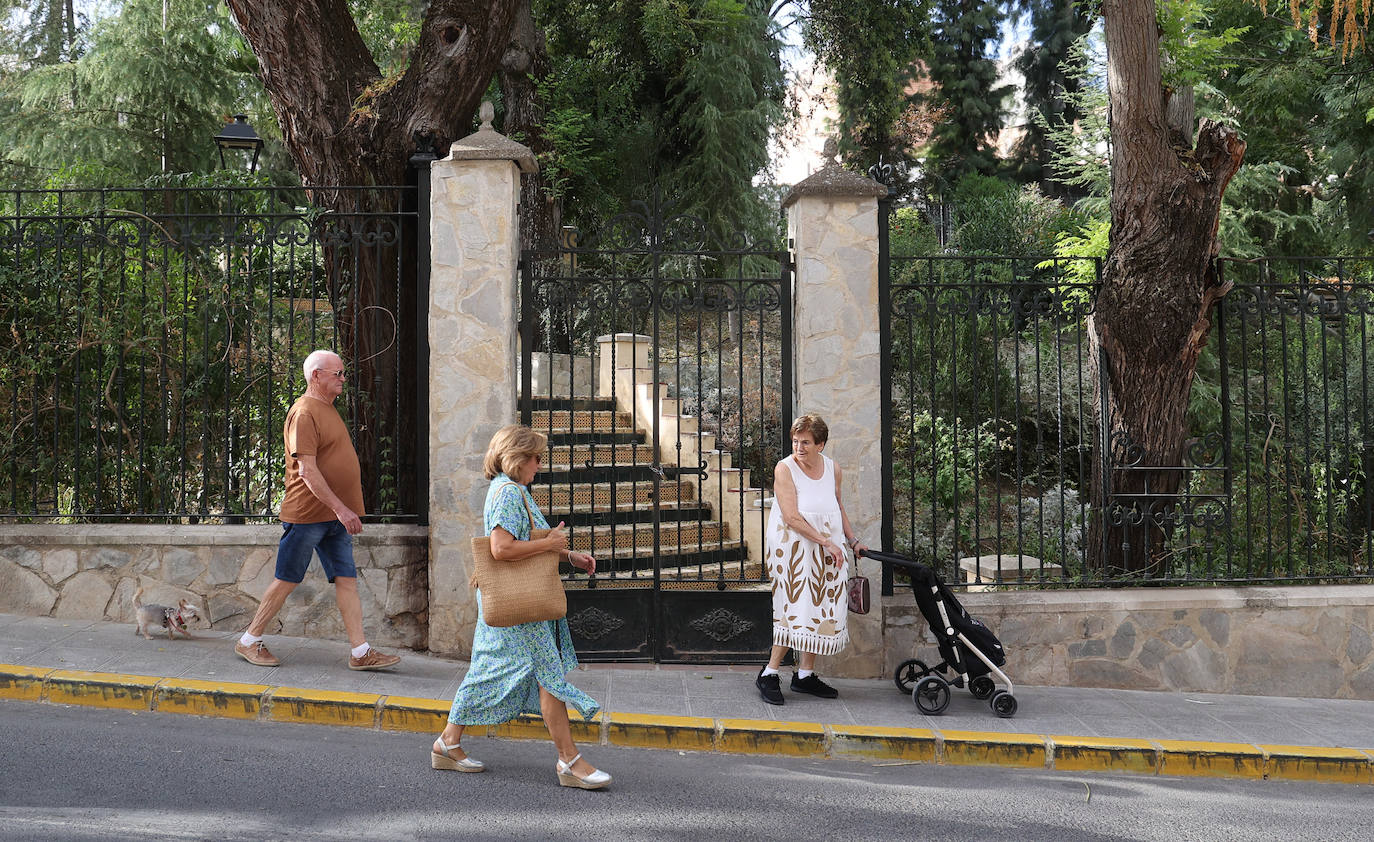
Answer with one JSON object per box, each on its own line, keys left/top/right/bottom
{"left": 239, "top": 632, "right": 262, "bottom": 647}
{"left": 351, "top": 642, "right": 371, "bottom": 659}
{"left": 798, "top": 669, "right": 814, "bottom": 679}
{"left": 760, "top": 666, "right": 779, "bottom": 677}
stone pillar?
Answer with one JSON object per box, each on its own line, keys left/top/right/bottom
{"left": 427, "top": 104, "right": 536, "bottom": 657}
{"left": 781, "top": 143, "right": 888, "bottom": 678}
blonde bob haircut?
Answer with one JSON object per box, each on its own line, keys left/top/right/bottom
{"left": 790, "top": 413, "right": 829, "bottom": 446}
{"left": 483, "top": 424, "right": 548, "bottom": 480}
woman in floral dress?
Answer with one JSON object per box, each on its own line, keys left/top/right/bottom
{"left": 430, "top": 424, "right": 611, "bottom": 789}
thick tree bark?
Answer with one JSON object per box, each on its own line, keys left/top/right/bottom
{"left": 225, "top": 0, "right": 519, "bottom": 515}
{"left": 498, "top": 0, "right": 559, "bottom": 254}
{"left": 1088, "top": 0, "right": 1245, "bottom": 574}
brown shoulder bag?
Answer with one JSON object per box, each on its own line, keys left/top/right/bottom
{"left": 470, "top": 482, "right": 567, "bottom": 627}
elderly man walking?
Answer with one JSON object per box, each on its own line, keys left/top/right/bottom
{"left": 234, "top": 349, "right": 401, "bottom": 671}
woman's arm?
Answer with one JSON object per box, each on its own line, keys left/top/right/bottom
{"left": 833, "top": 463, "right": 867, "bottom": 556}
{"left": 489, "top": 522, "right": 568, "bottom": 561}
{"left": 775, "top": 461, "right": 846, "bottom": 565}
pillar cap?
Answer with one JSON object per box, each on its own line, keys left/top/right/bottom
{"left": 781, "top": 138, "right": 886, "bottom": 209}
{"left": 445, "top": 102, "right": 538, "bottom": 173}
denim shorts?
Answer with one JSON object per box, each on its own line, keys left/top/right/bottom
{"left": 274, "top": 520, "right": 357, "bottom": 584}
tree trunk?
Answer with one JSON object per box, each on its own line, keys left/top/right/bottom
{"left": 225, "top": 0, "right": 519, "bottom": 514}
{"left": 1087, "top": 0, "right": 1245, "bottom": 574}
{"left": 498, "top": 0, "right": 559, "bottom": 255}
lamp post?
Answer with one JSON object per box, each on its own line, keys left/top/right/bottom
{"left": 214, "top": 114, "right": 263, "bottom": 172}
{"left": 214, "top": 114, "right": 262, "bottom": 524}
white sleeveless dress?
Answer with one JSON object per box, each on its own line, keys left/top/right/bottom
{"left": 765, "top": 454, "right": 850, "bottom": 655}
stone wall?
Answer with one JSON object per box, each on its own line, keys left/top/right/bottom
{"left": 0, "top": 525, "right": 429, "bottom": 650}
{"left": 883, "top": 584, "right": 1374, "bottom": 700}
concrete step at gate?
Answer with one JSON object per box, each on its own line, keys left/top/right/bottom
{"left": 529, "top": 479, "right": 695, "bottom": 510}
{"left": 560, "top": 561, "right": 768, "bottom": 589}
{"left": 559, "top": 537, "right": 752, "bottom": 574}
{"left": 567, "top": 520, "right": 727, "bottom": 553}
{"left": 528, "top": 409, "right": 639, "bottom": 436}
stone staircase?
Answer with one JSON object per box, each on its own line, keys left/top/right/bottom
{"left": 525, "top": 334, "right": 773, "bottom": 590}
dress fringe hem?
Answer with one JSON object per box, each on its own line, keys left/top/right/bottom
{"left": 773, "top": 626, "right": 848, "bottom": 656}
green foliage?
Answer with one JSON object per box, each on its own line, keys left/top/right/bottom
{"left": 889, "top": 206, "right": 942, "bottom": 257}
{"left": 1036, "top": 35, "right": 1110, "bottom": 208}
{"left": 0, "top": 0, "right": 271, "bottom": 185}
{"left": 917, "top": 0, "right": 1011, "bottom": 183}
{"left": 946, "top": 174, "right": 1084, "bottom": 256}
{"left": 1157, "top": 0, "right": 1248, "bottom": 88}
{"left": 349, "top": 0, "right": 423, "bottom": 78}
{"left": 534, "top": 0, "right": 785, "bottom": 244}
{"left": 1009, "top": 0, "right": 1095, "bottom": 193}
{"left": 803, "top": 0, "right": 930, "bottom": 170}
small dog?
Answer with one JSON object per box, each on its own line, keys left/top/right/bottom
{"left": 133, "top": 588, "right": 201, "bottom": 641}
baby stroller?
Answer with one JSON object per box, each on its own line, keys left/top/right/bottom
{"left": 860, "top": 549, "right": 1019, "bottom": 718}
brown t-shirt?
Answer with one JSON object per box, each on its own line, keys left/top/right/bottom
{"left": 278, "top": 395, "right": 365, "bottom": 524}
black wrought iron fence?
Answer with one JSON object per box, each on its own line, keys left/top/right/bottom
{"left": 0, "top": 184, "right": 427, "bottom": 522}
{"left": 880, "top": 248, "right": 1374, "bottom": 590}
{"left": 519, "top": 201, "right": 790, "bottom": 588}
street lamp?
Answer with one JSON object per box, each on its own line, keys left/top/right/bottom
{"left": 214, "top": 114, "right": 263, "bottom": 172}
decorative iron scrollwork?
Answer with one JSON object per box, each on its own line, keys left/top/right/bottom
{"left": 690, "top": 608, "right": 754, "bottom": 642}
{"left": 567, "top": 606, "right": 626, "bottom": 641}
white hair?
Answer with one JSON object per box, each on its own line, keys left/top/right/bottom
{"left": 302, "top": 349, "right": 339, "bottom": 383}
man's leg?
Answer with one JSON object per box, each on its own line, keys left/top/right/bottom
{"left": 333, "top": 575, "right": 366, "bottom": 649}
{"left": 235, "top": 522, "right": 318, "bottom": 667}
{"left": 245, "top": 578, "right": 299, "bottom": 636}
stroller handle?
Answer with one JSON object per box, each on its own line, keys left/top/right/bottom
{"left": 857, "top": 548, "right": 931, "bottom": 574}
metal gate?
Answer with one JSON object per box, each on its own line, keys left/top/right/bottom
{"left": 518, "top": 201, "right": 791, "bottom": 662}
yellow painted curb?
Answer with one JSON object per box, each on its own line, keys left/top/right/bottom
{"left": 1050, "top": 735, "right": 1159, "bottom": 775}
{"left": 380, "top": 696, "right": 451, "bottom": 733}
{"left": 487, "top": 712, "right": 600, "bottom": 744}
{"left": 45, "top": 670, "right": 158, "bottom": 711}
{"left": 1155, "top": 739, "right": 1265, "bottom": 779}
{"left": 155, "top": 678, "right": 269, "bottom": 720}
{"left": 830, "top": 725, "right": 938, "bottom": 764}
{"left": 718, "top": 719, "right": 827, "bottom": 757}
{"left": 267, "top": 687, "right": 381, "bottom": 727}
{"left": 607, "top": 712, "right": 715, "bottom": 752}
{"left": 0, "top": 664, "right": 54, "bottom": 702}
{"left": 1260, "top": 744, "right": 1374, "bottom": 785}
{"left": 940, "top": 730, "right": 1047, "bottom": 768}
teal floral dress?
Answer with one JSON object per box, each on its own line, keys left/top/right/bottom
{"left": 446, "top": 474, "right": 600, "bottom": 724}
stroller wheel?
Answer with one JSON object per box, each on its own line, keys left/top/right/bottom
{"left": 894, "top": 659, "right": 929, "bottom": 694}
{"left": 969, "top": 675, "right": 996, "bottom": 700}
{"left": 913, "top": 675, "right": 951, "bottom": 715}
{"left": 990, "top": 690, "right": 1018, "bottom": 718}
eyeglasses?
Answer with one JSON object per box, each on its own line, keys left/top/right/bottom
{"left": 323, "top": 369, "right": 346, "bottom": 379}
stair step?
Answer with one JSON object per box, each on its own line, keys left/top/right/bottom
{"left": 530, "top": 480, "right": 695, "bottom": 509}
{"left": 541, "top": 431, "right": 645, "bottom": 446}
{"left": 545, "top": 501, "right": 716, "bottom": 527}
{"left": 561, "top": 561, "right": 769, "bottom": 589}
{"left": 568, "top": 520, "right": 728, "bottom": 552}
{"left": 562, "top": 539, "right": 752, "bottom": 574}
{"left": 523, "top": 396, "right": 617, "bottom": 412}
{"left": 543, "top": 442, "right": 657, "bottom": 467}
{"left": 529, "top": 410, "right": 636, "bottom": 434}
{"left": 535, "top": 465, "right": 699, "bottom": 484}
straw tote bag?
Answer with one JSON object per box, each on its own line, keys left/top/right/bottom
{"left": 471, "top": 482, "right": 567, "bottom": 627}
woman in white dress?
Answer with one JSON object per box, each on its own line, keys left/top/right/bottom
{"left": 756, "top": 414, "right": 868, "bottom": 705}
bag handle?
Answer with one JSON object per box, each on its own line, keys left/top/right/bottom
{"left": 494, "top": 480, "right": 535, "bottom": 532}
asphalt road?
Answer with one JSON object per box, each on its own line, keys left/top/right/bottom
{"left": 0, "top": 699, "right": 1367, "bottom": 842}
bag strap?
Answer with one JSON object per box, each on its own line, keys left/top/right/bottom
{"left": 497, "top": 481, "right": 539, "bottom": 534}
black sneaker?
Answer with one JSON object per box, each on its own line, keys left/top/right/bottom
{"left": 756, "top": 668, "right": 784, "bottom": 705}
{"left": 790, "top": 672, "right": 839, "bottom": 699}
